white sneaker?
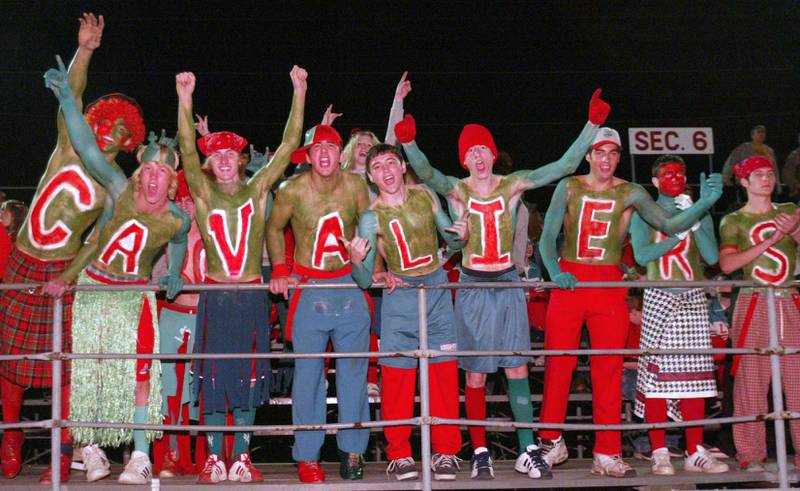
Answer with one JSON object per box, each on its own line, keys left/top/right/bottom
{"left": 685, "top": 445, "right": 729, "bottom": 473}
{"left": 514, "top": 444, "right": 552, "bottom": 479}
{"left": 651, "top": 447, "right": 675, "bottom": 475}
{"left": 538, "top": 436, "right": 568, "bottom": 467}
{"left": 197, "top": 454, "right": 227, "bottom": 483}
{"left": 81, "top": 444, "right": 111, "bottom": 482}
{"left": 118, "top": 450, "right": 152, "bottom": 484}
{"left": 367, "top": 382, "right": 380, "bottom": 398}
{"left": 591, "top": 453, "right": 636, "bottom": 477}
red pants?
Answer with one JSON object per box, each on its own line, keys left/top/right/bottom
{"left": 540, "top": 260, "right": 628, "bottom": 455}
{"left": 381, "top": 361, "right": 461, "bottom": 459}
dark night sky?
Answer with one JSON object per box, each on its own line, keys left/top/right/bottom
{"left": 2, "top": 1, "right": 799, "bottom": 207}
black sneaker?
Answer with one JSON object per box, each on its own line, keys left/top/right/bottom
{"left": 514, "top": 444, "right": 552, "bottom": 479}
{"left": 431, "top": 453, "right": 459, "bottom": 481}
{"left": 386, "top": 457, "right": 418, "bottom": 481}
{"left": 469, "top": 448, "right": 494, "bottom": 480}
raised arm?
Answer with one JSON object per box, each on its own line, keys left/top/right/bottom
{"left": 56, "top": 13, "right": 104, "bottom": 150}
{"left": 349, "top": 211, "right": 379, "bottom": 289}
{"left": 45, "top": 56, "right": 126, "bottom": 197}
{"left": 395, "top": 115, "right": 459, "bottom": 195}
{"left": 627, "top": 173, "right": 722, "bottom": 235}
{"left": 175, "top": 72, "right": 208, "bottom": 197}
{"left": 539, "top": 178, "right": 575, "bottom": 289}
{"left": 251, "top": 65, "right": 307, "bottom": 191}
{"left": 384, "top": 71, "right": 412, "bottom": 145}
{"left": 159, "top": 205, "right": 190, "bottom": 299}
{"left": 629, "top": 212, "right": 680, "bottom": 266}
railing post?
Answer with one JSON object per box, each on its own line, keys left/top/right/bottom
{"left": 51, "top": 297, "right": 63, "bottom": 491}
{"left": 417, "top": 288, "right": 432, "bottom": 491}
{"left": 765, "top": 288, "right": 789, "bottom": 488}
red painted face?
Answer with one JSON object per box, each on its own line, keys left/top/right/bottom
{"left": 94, "top": 119, "right": 130, "bottom": 153}
{"left": 657, "top": 162, "right": 686, "bottom": 197}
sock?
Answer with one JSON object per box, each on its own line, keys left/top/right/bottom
{"left": 133, "top": 406, "right": 149, "bottom": 454}
{"left": 680, "top": 398, "right": 705, "bottom": 452}
{"left": 645, "top": 398, "right": 667, "bottom": 451}
{"left": 1, "top": 378, "right": 24, "bottom": 425}
{"left": 204, "top": 412, "right": 226, "bottom": 456}
{"left": 232, "top": 406, "right": 256, "bottom": 457}
{"left": 507, "top": 378, "right": 535, "bottom": 450}
{"left": 465, "top": 385, "right": 487, "bottom": 450}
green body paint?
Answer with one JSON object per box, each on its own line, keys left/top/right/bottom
{"left": 457, "top": 177, "right": 519, "bottom": 270}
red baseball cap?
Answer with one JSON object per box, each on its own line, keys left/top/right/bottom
{"left": 591, "top": 127, "right": 622, "bottom": 150}
{"left": 290, "top": 125, "right": 343, "bottom": 164}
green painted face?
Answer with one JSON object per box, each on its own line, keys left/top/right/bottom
{"left": 720, "top": 203, "right": 799, "bottom": 286}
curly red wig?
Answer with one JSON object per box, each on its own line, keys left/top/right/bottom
{"left": 84, "top": 93, "right": 145, "bottom": 153}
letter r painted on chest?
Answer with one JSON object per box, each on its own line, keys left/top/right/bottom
{"left": 28, "top": 165, "right": 96, "bottom": 250}
{"left": 207, "top": 199, "right": 254, "bottom": 278}
{"left": 389, "top": 219, "right": 433, "bottom": 271}
{"left": 655, "top": 230, "right": 693, "bottom": 280}
{"left": 99, "top": 219, "right": 149, "bottom": 275}
{"left": 468, "top": 197, "right": 510, "bottom": 266}
{"left": 312, "top": 212, "right": 350, "bottom": 269}
{"left": 577, "top": 196, "right": 615, "bottom": 260}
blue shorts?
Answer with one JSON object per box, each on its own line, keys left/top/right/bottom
{"left": 380, "top": 268, "right": 457, "bottom": 369}
{"left": 455, "top": 266, "right": 530, "bottom": 373}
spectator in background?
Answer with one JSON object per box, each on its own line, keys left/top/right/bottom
{"left": 0, "top": 200, "right": 29, "bottom": 280}
{"left": 782, "top": 132, "right": 800, "bottom": 201}
{"left": 722, "top": 125, "right": 778, "bottom": 188}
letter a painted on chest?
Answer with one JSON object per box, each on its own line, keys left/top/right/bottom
{"left": 469, "top": 197, "right": 510, "bottom": 266}
{"left": 389, "top": 219, "right": 433, "bottom": 271}
{"left": 655, "top": 231, "right": 693, "bottom": 280}
{"left": 312, "top": 212, "right": 349, "bottom": 269}
{"left": 207, "top": 199, "right": 254, "bottom": 278}
{"left": 28, "top": 165, "right": 96, "bottom": 250}
{"left": 577, "top": 196, "right": 615, "bottom": 260}
{"left": 99, "top": 219, "right": 149, "bottom": 275}
{"left": 750, "top": 221, "right": 789, "bottom": 285}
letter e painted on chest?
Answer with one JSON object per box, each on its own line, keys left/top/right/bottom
{"left": 577, "top": 196, "right": 615, "bottom": 260}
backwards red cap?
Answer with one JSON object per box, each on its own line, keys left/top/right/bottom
{"left": 197, "top": 131, "right": 248, "bottom": 156}
{"left": 290, "top": 125, "right": 343, "bottom": 164}
{"left": 458, "top": 124, "right": 497, "bottom": 169}
{"left": 733, "top": 155, "right": 773, "bottom": 179}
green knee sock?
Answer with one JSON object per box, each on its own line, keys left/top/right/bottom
{"left": 133, "top": 406, "right": 149, "bottom": 454}
{"left": 204, "top": 412, "right": 226, "bottom": 456}
{"left": 507, "top": 378, "right": 535, "bottom": 450}
{"left": 232, "top": 406, "right": 256, "bottom": 457}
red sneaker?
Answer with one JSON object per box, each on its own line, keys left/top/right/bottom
{"left": 159, "top": 450, "right": 185, "bottom": 478}
{"left": 298, "top": 461, "right": 325, "bottom": 483}
{"left": 39, "top": 455, "right": 71, "bottom": 484}
{"left": 197, "top": 454, "right": 227, "bottom": 484}
{"left": 228, "top": 452, "right": 263, "bottom": 482}
{"left": 1, "top": 430, "right": 23, "bottom": 478}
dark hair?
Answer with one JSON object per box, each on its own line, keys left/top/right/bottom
{"left": 651, "top": 154, "right": 686, "bottom": 177}
{"left": 365, "top": 143, "right": 404, "bottom": 173}
{"left": 494, "top": 151, "right": 513, "bottom": 175}
{"left": 750, "top": 124, "right": 766, "bottom": 134}
{"left": 1, "top": 200, "right": 28, "bottom": 240}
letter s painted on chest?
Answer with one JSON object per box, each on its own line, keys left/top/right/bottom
{"left": 468, "top": 197, "right": 511, "bottom": 266}
{"left": 750, "top": 221, "right": 789, "bottom": 285}
{"left": 312, "top": 212, "right": 349, "bottom": 269}
{"left": 28, "top": 165, "right": 96, "bottom": 250}
{"left": 207, "top": 199, "right": 254, "bottom": 278}
{"left": 577, "top": 196, "right": 615, "bottom": 260}
{"left": 99, "top": 219, "right": 149, "bottom": 275}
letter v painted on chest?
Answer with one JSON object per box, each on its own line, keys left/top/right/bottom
{"left": 207, "top": 199, "right": 254, "bottom": 278}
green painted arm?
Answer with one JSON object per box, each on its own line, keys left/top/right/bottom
{"left": 430, "top": 189, "right": 465, "bottom": 250}
{"left": 627, "top": 177, "right": 721, "bottom": 236}
{"left": 402, "top": 141, "right": 459, "bottom": 196}
{"left": 351, "top": 210, "right": 379, "bottom": 289}
{"left": 539, "top": 178, "right": 568, "bottom": 279}
{"left": 56, "top": 47, "right": 94, "bottom": 149}
{"left": 160, "top": 204, "right": 190, "bottom": 299}
{"left": 45, "top": 58, "right": 126, "bottom": 198}
{"left": 251, "top": 87, "right": 305, "bottom": 192}
{"left": 694, "top": 213, "right": 720, "bottom": 265}
{"left": 510, "top": 121, "right": 599, "bottom": 190}
{"left": 176, "top": 77, "right": 205, "bottom": 194}
{"left": 629, "top": 212, "right": 680, "bottom": 266}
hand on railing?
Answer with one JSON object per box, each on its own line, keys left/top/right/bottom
{"left": 42, "top": 277, "right": 69, "bottom": 298}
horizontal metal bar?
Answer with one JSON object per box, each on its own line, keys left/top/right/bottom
{"left": 65, "top": 418, "right": 419, "bottom": 432}
{"left": 0, "top": 420, "right": 55, "bottom": 430}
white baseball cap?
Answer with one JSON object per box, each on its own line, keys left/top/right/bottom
{"left": 591, "top": 127, "right": 622, "bottom": 150}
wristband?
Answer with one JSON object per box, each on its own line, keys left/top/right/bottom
{"left": 272, "top": 263, "right": 290, "bottom": 278}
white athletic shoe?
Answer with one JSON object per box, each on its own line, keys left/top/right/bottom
{"left": 514, "top": 444, "right": 553, "bottom": 479}
{"left": 118, "top": 450, "right": 152, "bottom": 484}
{"left": 197, "top": 454, "right": 227, "bottom": 484}
{"left": 538, "top": 436, "right": 569, "bottom": 468}
{"left": 591, "top": 453, "right": 636, "bottom": 477}
{"left": 651, "top": 447, "right": 675, "bottom": 475}
{"left": 367, "top": 382, "right": 381, "bottom": 398}
{"left": 685, "top": 445, "right": 729, "bottom": 473}
{"left": 81, "top": 444, "right": 111, "bottom": 482}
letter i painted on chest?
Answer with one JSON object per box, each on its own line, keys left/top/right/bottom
{"left": 469, "top": 197, "right": 510, "bottom": 265}
{"left": 99, "top": 219, "right": 149, "bottom": 275}
{"left": 389, "top": 219, "right": 433, "bottom": 271}
{"left": 312, "top": 212, "right": 349, "bottom": 269}
{"left": 577, "top": 196, "right": 615, "bottom": 260}
{"left": 207, "top": 199, "right": 254, "bottom": 278}
{"left": 29, "top": 165, "right": 96, "bottom": 249}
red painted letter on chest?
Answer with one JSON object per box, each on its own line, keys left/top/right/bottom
{"left": 389, "top": 219, "right": 433, "bottom": 271}
{"left": 312, "top": 212, "right": 349, "bottom": 269}
{"left": 468, "top": 197, "right": 510, "bottom": 266}
{"left": 28, "top": 165, "right": 96, "bottom": 250}
{"left": 99, "top": 219, "right": 149, "bottom": 275}
{"left": 750, "top": 221, "right": 789, "bottom": 285}
{"left": 207, "top": 199, "right": 254, "bottom": 278}
{"left": 655, "top": 231, "right": 693, "bottom": 280}
{"left": 577, "top": 197, "right": 615, "bottom": 260}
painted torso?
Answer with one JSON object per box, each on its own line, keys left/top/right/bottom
{"left": 720, "top": 203, "right": 799, "bottom": 286}
{"left": 456, "top": 176, "right": 519, "bottom": 271}
{"left": 17, "top": 156, "right": 122, "bottom": 262}
{"left": 372, "top": 187, "right": 440, "bottom": 276}
{"left": 192, "top": 177, "right": 269, "bottom": 283}
{"left": 282, "top": 171, "right": 367, "bottom": 272}
{"left": 562, "top": 177, "right": 635, "bottom": 265}
{"left": 91, "top": 185, "right": 185, "bottom": 280}
{"left": 645, "top": 205, "right": 704, "bottom": 282}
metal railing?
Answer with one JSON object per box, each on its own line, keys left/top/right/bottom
{"left": 0, "top": 278, "right": 797, "bottom": 490}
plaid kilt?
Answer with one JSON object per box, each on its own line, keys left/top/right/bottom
{"left": 635, "top": 288, "right": 716, "bottom": 421}
{"left": 0, "top": 247, "right": 73, "bottom": 387}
